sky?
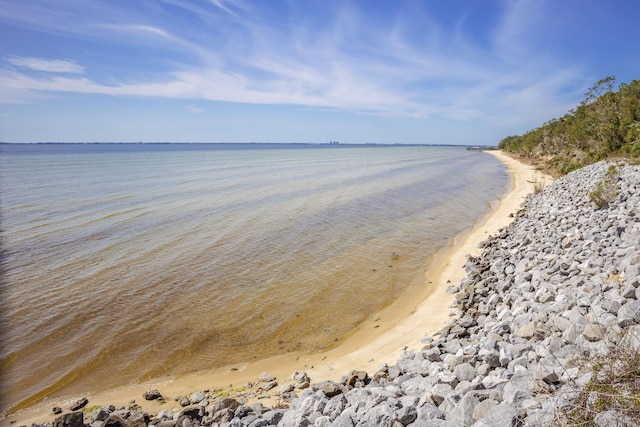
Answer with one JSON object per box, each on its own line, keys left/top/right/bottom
{"left": 0, "top": 0, "right": 639, "bottom": 145}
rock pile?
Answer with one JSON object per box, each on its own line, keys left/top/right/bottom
{"left": 35, "top": 160, "right": 640, "bottom": 426}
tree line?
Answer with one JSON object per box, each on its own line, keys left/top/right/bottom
{"left": 498, "top": 77, "right": 640, "bottom": 175}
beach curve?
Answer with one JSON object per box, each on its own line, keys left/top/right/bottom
{"left": 0, "top": 150, "right": 550, "bottom": 426}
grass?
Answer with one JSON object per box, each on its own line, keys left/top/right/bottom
{"left": 589, "top": 164, "right": 621, "bottom": 209}
{"left": 558, "top": 326, "right": 640, "bottom": 426}
{"left": 528, "top": 172, "right": 546, "bottom": 194}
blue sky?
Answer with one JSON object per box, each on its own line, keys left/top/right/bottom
{"left": 1, "top": 0, "right": 638, "bottom": 144}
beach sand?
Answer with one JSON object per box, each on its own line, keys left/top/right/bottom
{"left": 0, "top": 150, "right": 550, "bottom": 426}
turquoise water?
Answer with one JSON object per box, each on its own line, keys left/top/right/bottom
{"left": 0, "top": 144, "right": 507, "bottom": 413}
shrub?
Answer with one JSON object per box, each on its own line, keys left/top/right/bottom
{"left": 528, "top": 173, "right": 546, "bottom": 194}
{"left": 589, "top": 164, "right": 620, "bottom": 208}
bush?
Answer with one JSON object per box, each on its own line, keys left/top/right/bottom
{"left": 589, "top": 164, "right": 620, "bottom": 208}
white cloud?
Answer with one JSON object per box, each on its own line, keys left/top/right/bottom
{"left": 0, "top": 0, "right": 589, "bottom": 131}
{"left": 6, "top": 56, "right": 85, "bottom": 74}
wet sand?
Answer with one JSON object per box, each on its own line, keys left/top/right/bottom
{"left": 0, "top": 150, "right": 550, "bottom": 426}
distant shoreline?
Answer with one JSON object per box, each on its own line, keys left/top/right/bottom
{"left": 0, "top": 141, "right": 495, "bottom": 148}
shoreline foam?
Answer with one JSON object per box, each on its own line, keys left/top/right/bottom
{"left": 0, "top": 150, "right": 548, "bottom": 426}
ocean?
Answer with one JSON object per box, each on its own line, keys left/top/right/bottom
{"left": 0, "top": 143, "right": 508, "bottom": 413}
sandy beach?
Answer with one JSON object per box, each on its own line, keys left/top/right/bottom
{"left": 0, "top": 150, "right": 550, "bottom": 427}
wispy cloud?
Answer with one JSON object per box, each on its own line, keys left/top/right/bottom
{"left": 0, "top": 0, "right": 591, "bottom": 127}
{"left": 6, "top": 56, "right": 85, "bottom": 74}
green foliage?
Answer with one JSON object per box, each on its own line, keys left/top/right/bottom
{"left": 589, "top": 164, "right": 620, "bottom": 209}
{"left": 499, "top": 77, "right": 640, "bottom": 175}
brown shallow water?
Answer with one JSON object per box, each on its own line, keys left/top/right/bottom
{"left": 0, "top": 144, "right": 507, "bottom": 414}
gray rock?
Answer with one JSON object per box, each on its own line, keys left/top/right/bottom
{"left": 454, "top": 363, "right": 477, "bottom": 383}
{"left": 189, "top": 392, "right": 205, "bottom": 404}
{"left": 70, "top": 397, "right": 89, "bottom": 411}
{"left": 593, "top": 409, "right": 637, "bottom": 426}
{"left": 583, "top": 323, "right": 606, "bottom": 341}
{"left": 322, "top": 394, "right": 347, "bottom": 421}
{"left": 210, "top": 397, "right": 240, "bottom": 414}
{"left": 446, "top": 393, "right": 479, "bottom": 427}
{"left": 471, "top": 399, "right": 497, "bottom": 423}
{"left": 330, "top": 410, "right": 355, "bottom": 427}
{"left": 395, "top": 405, "right": 417, "bottom": 426}
{"left": 502, "top": 372, "right": 533, "bottom": 406}
{"left": 618, "top": 300, "right": 640, "bottom": 328}
{"left": 127, "top": 411, "right": 149, "bottom": 427}
{"left": 313, "top": 380, "right": 342, "bottom": 398}
{"left": 535, "top": 365, "right": 559, "bottom": 384}
{"left": 54, "top": 412, "right": 85, "bottom": 427}
{"left": 431, "top": 383, "right": 453, "bottom": 406}
{"left": 258, "top": 372, "right": 276, "bottom": 382}
{"left": 258, "top": 380, "right": 277, "bottom": 391}
{"left": 277, "top": 409, "right": 311, "bottom": 426}
{"left": 262, "top": 409, "right": 285, "bottom": 425}
{"left": 357, "top": 404, "right": 396, "bottom": 426}
{"left": 498, "top": 345, "right": 513, "bottom": 367}
{"left": 143, "top": 389, "right": 163, "bottom": 401}
{"left": 424, "top": 347, "right": 442, "bottom": 362}
{"left": 470, "top": 402, "right": 521, "bottom": 427}
{"left": 101, "top": 416, "right": 127, "bottom": 427}
{"left": 92, "top": 407, "right": 113, "bottom": 422}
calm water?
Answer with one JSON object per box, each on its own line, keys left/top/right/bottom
{"left": 0, "top": 143, "right": 507, "bottom": 413}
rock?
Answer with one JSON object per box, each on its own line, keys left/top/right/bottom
{"left": 143, "top": 389, "right": 163, "bottom": 401}
{"left": 210, "top": 397, "right": 240, "bottom": 414}
{"left": 126, "top": 411, "right": 149, "bottom": 427}
{"left": 258, "top": 372, "right": 276, "bottom": 382}
{"left": 472, "top": 402, "right": 522, "bottom": 427}
{"left": 454, "top": 363, "right": 477, "bottom": 383}
{"left": 91, "top": 407, "right": 113, "bottom": 422}
{"left": 424, "top": 347, "right": 442, "bottom": 362}
{"left": 257, "top": 380, "right": 277, "bottom": 391}
{"left": 431, "top": 383, "right": 453, "bottom": 405}
{"left": 499, "top": 345, "right": 513, "bottom": 367}
{"left": 261, "top": 409, "right": 285, "bottom": 425}
{"left": 618, "top": 300, "right": 640, "bottom": 327}
{"left": 472, "top": 399, "right": 498, "bottom": 422}
{"left": 594, "top": 409, "right": 637, "bottom": 426}
{"left": 179, "top": 406, "right": 203, "bottom": 420}
{"left": 583, "top": 323, "right": 606, "bottom": 341}
{"left": 331, "top": 411, "right": 355, "bottom": 427}
{"left": 53, "top": 412, "right": 85, "bottom": 427}
{"left": 178, "top": 396, "right": 190, "bottom": 407}
{"left": 319, "top": 397, "right": 343, "bottom": 423}
{"left": 313, "top": 380, "right": 342, "bottom": 398}
{"left": 535, "top": 365, "right": 559, "bottom": 384}
{"left": 292, "top": 371, "right": 311, "bottom": 387}
{"left": 52, "top": 406, "right": 63, "bottom": 414}
{"left": 70, "top": 397, "right": 89, "bottom": 411}
{"left": 102, "top": 415, "right": 127, "bottom": 427}
{"left": 395, "top": 405, "right": 417, "bottom": 426}
{"left": 620, "top": 325, "right": 640, "bottom": 351}
{"left": 189, "top": 392, "right": 205, "bottom": 404}
{"left": 210, "top": 408, "right": 234, "bottom": 423}
{"left": 446, "top": 393, "right": 479, "bottom": 426}
{"left": 502, "top": 372, "right": 533, "bottom": 406}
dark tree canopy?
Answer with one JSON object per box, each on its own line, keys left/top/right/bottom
{"left": 498, "top": 77, "right": 640, "bottom": 175}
